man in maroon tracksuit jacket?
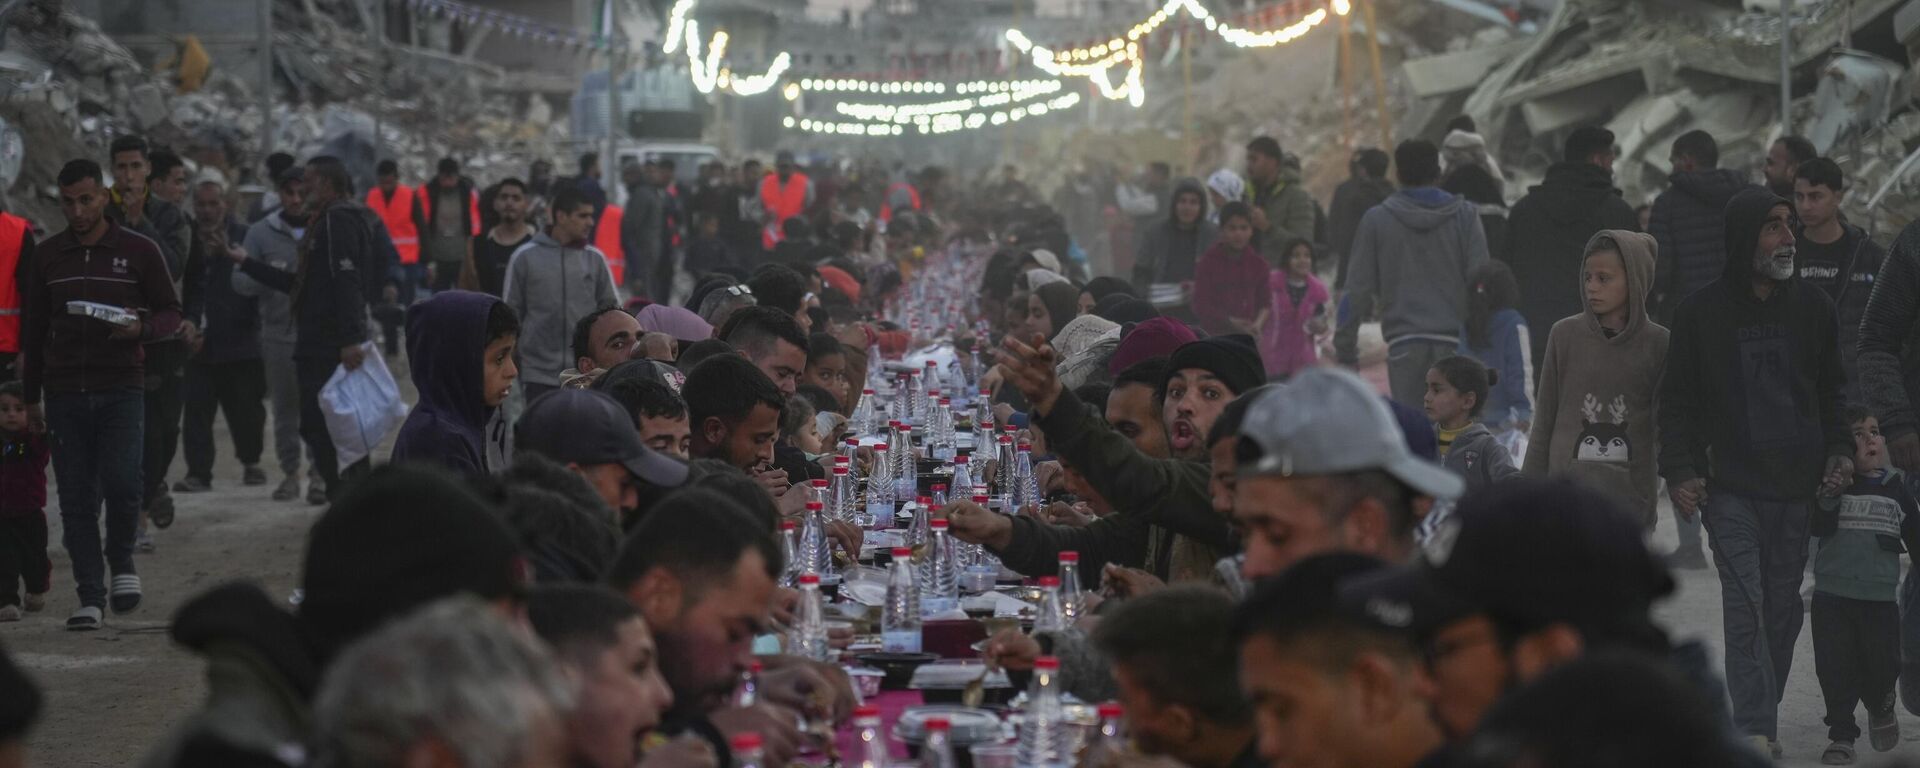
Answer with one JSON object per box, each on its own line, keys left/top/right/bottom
{"left": 19, "top": 159, "right": 181, "bottom": 630}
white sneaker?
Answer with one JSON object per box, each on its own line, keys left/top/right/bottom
{"left": 0, "top": 604, "right": 19, "bottom": 622}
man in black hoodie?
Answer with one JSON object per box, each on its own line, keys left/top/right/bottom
{"left": 229, "top": 156, "right": 384, "bottom": 503}
{"left": 1501, "top": 126, "right": 1639, "bottom": 371}
{"left": 1658, "top": 186, "right": 1853, "bottom": 755}
{"left": 1649, "top": 130, "right": 1761, "bottom": 322}
{"left": 1131, "top": 178, "right": 1217, "bottom": 294}
{"left": 1329, "top": 148, "right": 1394, "bottom": 290}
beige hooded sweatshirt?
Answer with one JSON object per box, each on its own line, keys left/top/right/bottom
{"left": 1523, "top": 230, "right": 1671, "bottom": 527}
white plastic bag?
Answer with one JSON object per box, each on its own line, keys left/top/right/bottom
{"left": 1495, "top": 425, "right": 1529, "bottom": 464}
{"left": 319, "top": 342, "right": 409, "bottom": 470}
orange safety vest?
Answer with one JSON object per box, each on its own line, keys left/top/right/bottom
{"left": 760, "top": 171, "right": 810, "bottom": 250}
{"left": 879, "top": 181, "right": 921, "bottom": 223}
{"left": 367, "top": 185, "right": 421, "bottom": 265}
{"left": 595, "top": 205, "right": 626, "bottom": 286}
{"left": 0, "top": 213, "right": 25, "bottom": 353}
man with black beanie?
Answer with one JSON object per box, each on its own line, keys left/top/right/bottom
{"left": 138, "top": 464, "right": 529, "bottom": 768}
{"left": 948, "top": 335, "right": 1249, "bottom": 580}
{"left": 1658, "top": 185, "right": 1852, "bottom": 756}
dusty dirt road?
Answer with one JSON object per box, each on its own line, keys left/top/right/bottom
{"left": 7, "top": 347, "right": 1920, "bottom": 767}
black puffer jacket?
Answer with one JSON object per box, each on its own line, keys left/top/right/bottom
{"left": 1649, "top": 168, "right": 1757, "bottom": 320}
{"left": 1500, "top": 162, "right": 1639, "bottom": 370}
{"left": 1860, "top": 221, "right": 1920, "bottom": 443}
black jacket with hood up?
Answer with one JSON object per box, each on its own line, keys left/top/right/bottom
{"left": 390, "top": 291, "right": 509, "bottom": 476}
{"left": 1131, "top": 179, "right": 1218, "bottom": 289}
{"left": 1657, "top": 187, "right": 1851, "bottom": 501}
{"left": 1501, "top": 162, "right": 1640, "bottom": 371}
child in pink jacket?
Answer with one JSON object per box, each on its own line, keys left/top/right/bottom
{"left": 1257, "top": 238, "right": 1330, "bottom": 379}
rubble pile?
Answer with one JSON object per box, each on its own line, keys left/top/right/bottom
{"left": 1432, "top": 0, "right": 1920, "bottom": 233}
{"left": 0, "top": 0, "right": 573, "bottom": 231}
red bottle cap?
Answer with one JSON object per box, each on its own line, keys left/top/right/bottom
{"left": 972, "top": 494, "right": 989, "bottom": 503}
{"left": 856, "top": 705, "right": 881, "bottom": 718}
{"left": 834, "top": 466, "right": 849, "bottom": 475}
{"left": 799, "top": 573, "right": 821, "bottom": 585}
{"left": 925, "top": 717, "right": 951, "bottom": 732}
{"left": 876, "top": 443, "right": 889, "bottom": 451}
{"left": 933, "top": 483, "right": 947, "bottom": 491}
{"left": 1038, "top": 576, "right": 1060, "bottom": 587}
{"left": 731, "top": 733, "right": 763, "bottom": 751}
{"left": 806, "top": 501, "right": 824, "bottom": 511}
{"left": 918, "top": 496, "right": 933, "bottom": 504}
{"left": 892, "top": 547, "right": 913, "bottom": 557}
{"left": 954, "top": 454, "right": 969, "bottom": 462}
{"left": 1018, "top": 443, "right": 1032, "bottom": 451}
{"left": 1060, "top": 551, "right": 1080, "bottom": 563}
{"left": 812, "top": 478, "right": 828, "bottom": 488}
{"left": 780, "top": 521, "right": 796, "bottom": 530}
{"left": 931, "top": 519, "right": 949, "bottom": 528}
{"left": 1098, "top": 702, "right": 1124, "bottom": 719}
{"left": 1035, "top": 656, "right": 1060, "bottom": 670}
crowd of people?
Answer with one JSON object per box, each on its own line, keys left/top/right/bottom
{"left": 0, "top": 111, "right": 1916, "bottom": 768}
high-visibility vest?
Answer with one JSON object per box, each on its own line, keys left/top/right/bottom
{"left": 760, "top": 171, "right": 810, "bottom": 250}
{"left": 595, "top": 205, "right": 626, "bottom": 286}
{"left": 367, "top": 185, "right": 421, "bottom": 265}
{"left": 879, "top": 181, "right": 921, "bottom": 223}
{"left": 0, "top": 212, "right": 25, "bottom": 353}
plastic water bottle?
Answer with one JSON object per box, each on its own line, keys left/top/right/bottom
{"left": 1012, "top": 442, "right": 1040, "bottom": 514}
{"left": 907, "top": 371, "right": 926, "bottom": 425}
{"left": 852, "top": 388, "right": 878, "bottom": 436}
{"left": 854, "top": 705, "right": 890, "bottom": 768}
{"left": 962, "top": 492, "right": 1000, "bottom": 589}
{"left": 1016, "top": 657, "right": 1064, "bottom": 768}
{"left": 799, "top": 501, "right": 831, "bottom": 576}
{"left": 1083, "top": 702, "right": 1126, "bottom": 766}
{"left": 1033, "top": 575, "right": 1067, "bottom": 633}
{"left": 867, "top": 443, "right": 895, "bottom": 528}
{"left": 790, "top": 573, "right": 829, "bottom": 661}
{"left": 922, "top": 362, "right": 941, "bottom": 415}
{"left": 908, "top": 495, "right": 933, "bottom": 550}
{"left": 1058, "top": 551, "right": 1084, "bottom": 622}
{"left": 921, "top": 519, "right": 959, "bottom": 615}
{"left": 866, "top": 340, "right": 885, "bottom": 387}
{"left": 993, "top": 433, "right": 1015, "bottom": 506}
{"left": 809, "top": 477, "right": 829, "bottom": 506}
{"left": 922, "top": 717, "right": 958, "bottom": 768}
{"left": 950, "top": 455, "right": 975, "bottom": 499}
{"left": 882, "top": 546, "right": 922, "bottom": 653}
{"left": 844, "top": 436, "right": 861, "bottom": 468}
{"left": 975, "top": 417, "right": 995, "bottom": 461}
{"left": 891, "top": 375, "right": 910, "bottom": 424}
{"left": 734, "top": 659, "right": 762, "bottom": 707}
{"left": 831, "top": 465, "right": 855, "bottom": 523}
{"left": 931, "top": 397, "right": 956, "bottom": 461}
{"left": 733, "top": 733, "right": 767, "bottom": 768}
{"left": 777, "top": 521, "right": 798, "bottom": 588}
{"left": 895, "top": 425, "right": 917, "bottom": 499}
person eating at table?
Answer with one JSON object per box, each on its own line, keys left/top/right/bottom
{"left": 607, "top": 489, "right": 853, "bottom": 768}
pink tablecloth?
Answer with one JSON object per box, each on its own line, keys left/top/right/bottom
{"left": 832, "top": 690, "right": 924, "bottom": 759}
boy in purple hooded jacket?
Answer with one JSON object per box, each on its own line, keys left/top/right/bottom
{"left": 391, "top": 291, "right": 519, "bottom": 475}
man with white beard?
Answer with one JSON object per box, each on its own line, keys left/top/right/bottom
{"left": 1656, "top": 186, "right": 1854, "bottom": 759}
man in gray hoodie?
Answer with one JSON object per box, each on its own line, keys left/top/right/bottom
{"left": 1335, "top": 139, "right": 1491, "bottom": 410}
{"left": 233, "top": 168, "right": 325, "bottom": 505}
{"left": 504, "top": 185, "right": 619, "bottom": 403}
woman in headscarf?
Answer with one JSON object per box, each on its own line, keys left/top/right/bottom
{"left": 1025, "top": 281, "right": 1083, "bottom": 343}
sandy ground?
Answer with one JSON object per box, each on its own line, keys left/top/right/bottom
{"left": 7, "top": 337, "right": 1920, "bottom": 767}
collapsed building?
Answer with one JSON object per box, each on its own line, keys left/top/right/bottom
{"left": 0, "top": 0, "right": 582, "bottom": 231}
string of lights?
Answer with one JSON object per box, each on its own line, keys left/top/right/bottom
{"left": 661, "top": 0, "right": 1344, "bottom": 129}
{"left": 785, "top": 92, "right": 1084, "bottom": 136}
{"left": 398, "top": 0, "right": 630, "bottom": 51}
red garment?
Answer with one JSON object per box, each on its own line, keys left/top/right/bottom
{"left": 367, "top": 185, "right": 422, "bottom": 264}
{"left": 1191, "top": 241, "right": 1268, "bottom": 338}
{"left": 818, "top": 265, "right": 860, "bottom": 303}
{"left": 20, "top": 220, "right": 184, "bottom": 403}
{"left": 879, "top": 181, "right": 921, "bottom": 222}
{"left": 595, "top": 205, "right": 626, "bottom": 285}
{"left": 0, "top": 431, "right": 47, "bottom": 515}
{"left": 760, "top": 171, "right": 810, "bottom": 249}
{"left": 0, "top": 212, "right": 29, "bottom": 353}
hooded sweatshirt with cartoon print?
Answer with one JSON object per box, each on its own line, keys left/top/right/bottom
{"left": 1523, "top": 230, "right": 1670, "bottom": 527}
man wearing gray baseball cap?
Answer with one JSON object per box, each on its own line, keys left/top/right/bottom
{"left": 1232, "top": 366, "right": 1463, "bottom": 580}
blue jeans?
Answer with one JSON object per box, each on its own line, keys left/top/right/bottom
{"left": 46, "top": 389, "right": 145, "bottom": 608}
{"left": 1703, "top": 491, "right": 1812, "bottom": 739}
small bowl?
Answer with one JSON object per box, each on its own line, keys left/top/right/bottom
{"left": 855, "top": 651, "right": 939, "bottom": 690}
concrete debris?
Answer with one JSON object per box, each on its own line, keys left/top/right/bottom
{"left": 0, "top": 0, "right": 573, "bottom": 232}
{"left": 1425, "top": 0, "right": 1920, "bottom": 234}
